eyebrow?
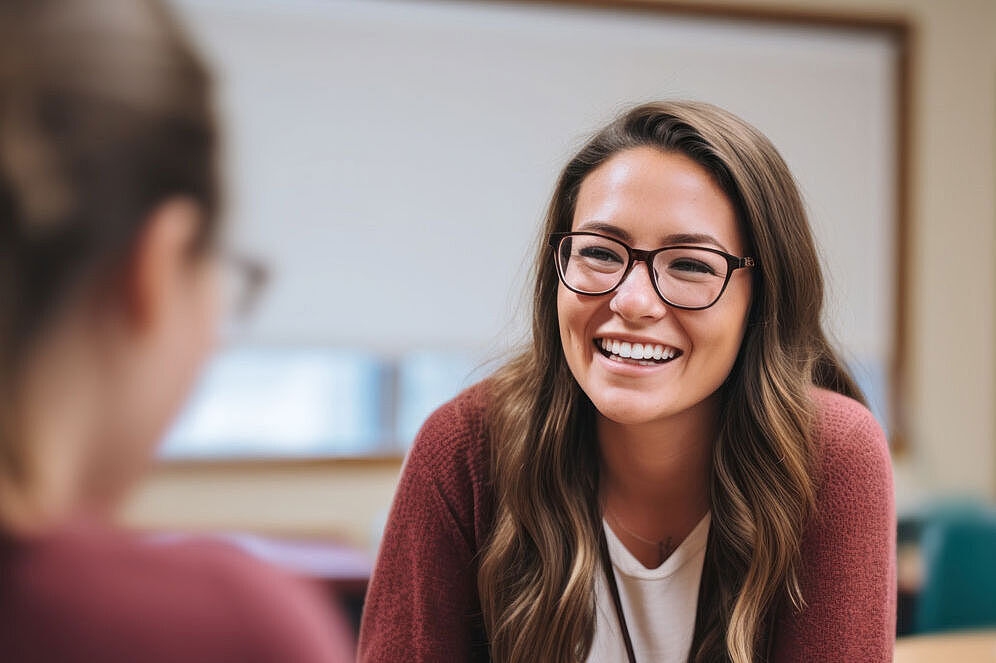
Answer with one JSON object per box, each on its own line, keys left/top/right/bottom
{"left": 574, "top": 221, "right": 731, "bottom": 253}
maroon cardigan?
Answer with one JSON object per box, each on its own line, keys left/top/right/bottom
{"left": 0, "top": 520, "right": 354, "bottom": 663}
{"left": 359, "top": 383, "right": 896, "bottom": 662}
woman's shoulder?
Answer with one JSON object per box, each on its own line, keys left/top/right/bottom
{"left": 809, "top": 387, "right": 889, "bottom": 469}
{"left": 807, "top": 387, "right": 893, "bottom": 525}
{"left": 771, "top": 391, "right": 897, "bottom": 659}
{"left": 404, "top": 379, "right": 493, "bottom": 481}
{"left": 397, "top": 380, "right": 496, "bottom": 548}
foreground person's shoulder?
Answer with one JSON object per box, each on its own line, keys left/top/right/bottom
{"left": 189, "top": 541, "right": 356, "bottom": 663}
{"left": 0, "top": 524, "right": 354, "bottom": 663}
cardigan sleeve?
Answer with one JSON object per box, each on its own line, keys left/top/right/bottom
{"left": 357, "top": 389, "right": 491, "bottom": 663}
{"left": 771, "top": 392, "right": 897, "bottom": 662}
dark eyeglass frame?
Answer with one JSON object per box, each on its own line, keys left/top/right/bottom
{"left": 548, "top": 231, "right": 758, "bottom": 311}
{"left": 221, "top": 250, "right": 269, "bottom": 318}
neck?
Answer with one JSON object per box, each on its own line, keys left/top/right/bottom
{"left": 0, "top": 408, "right": 92, "bottom": 537}
{"left": 598, "top": 395, "right": 718, "bottom": 528}
{"left": 0, "top": 322, "right": 106, "bottom": 536}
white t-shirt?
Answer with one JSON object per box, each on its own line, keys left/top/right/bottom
{"left": 586, "top": 513, "right": 711, "bottom": 663}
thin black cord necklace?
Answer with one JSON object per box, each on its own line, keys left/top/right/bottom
{"left": 599, "top": 527, "right": 638, "bottom": 663}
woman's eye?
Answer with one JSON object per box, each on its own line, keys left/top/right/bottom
{"left": 578, "top": 247, "right": 624, "bottom": 264}
{"left": 670, "top": 259, "right": 715, "bottom": 275}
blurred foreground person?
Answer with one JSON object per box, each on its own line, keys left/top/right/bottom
{"left": 0, "top": 1, "right": 352, "bottom": 660}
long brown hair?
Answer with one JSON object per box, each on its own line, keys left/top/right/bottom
{"left": 0, "top": 0, "right": 217, "bottom": 515}
{"left": 478, "top": 101, "right": 863, "bottom": 662}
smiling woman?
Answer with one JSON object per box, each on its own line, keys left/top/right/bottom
{"left": 358, "top": 102, "right": 895, "bottom": 663}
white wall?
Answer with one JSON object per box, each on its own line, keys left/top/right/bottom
{"left": 173, "top": 0, "right": 897, "bottom": 369}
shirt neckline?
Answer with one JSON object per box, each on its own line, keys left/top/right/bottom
{"left": 602, "top": 512, "right": 711, "bottom": 580}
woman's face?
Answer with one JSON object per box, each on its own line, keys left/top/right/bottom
{"left": 557, "top": 147, "right": 752, "bottom": 427}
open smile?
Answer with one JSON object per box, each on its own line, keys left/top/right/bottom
{"left": 593, "top": 337, "right": 684, "bottom": 367}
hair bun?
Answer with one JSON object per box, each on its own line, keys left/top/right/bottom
{"left": 0, "top": 101, "right": 76, "bottom": 241}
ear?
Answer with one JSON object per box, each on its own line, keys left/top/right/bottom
{"left": 121, "top": 197, "right": 203, "bottom": 333}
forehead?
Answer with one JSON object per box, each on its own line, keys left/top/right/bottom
{"left": 572, "top": 146, "right": 744, "bottom": 254}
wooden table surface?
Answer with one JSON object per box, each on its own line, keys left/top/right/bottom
{"left": 895, "top": 630, "right": 996, "bottom": 662}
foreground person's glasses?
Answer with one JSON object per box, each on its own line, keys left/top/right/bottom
{"left": 549, "top": 231, "right": 757, "bottom": 311}
{"left": 219, "top": 251, "right": 268, "bottom": 321}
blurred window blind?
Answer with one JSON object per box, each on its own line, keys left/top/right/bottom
{"left": 160, "top": 348, "right": 387, "bottom": 458}
{"left": 159, "top": 347, "right": 491, "bottom": 459}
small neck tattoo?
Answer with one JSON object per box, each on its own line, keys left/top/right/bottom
{"left": 657, "top": 538, "right": 675, "bottom": 566}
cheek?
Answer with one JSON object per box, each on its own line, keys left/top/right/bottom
{"left": 200, "top": 268, "right": 222, "bottom": 348}
{"left": 556, "top": 287, "right": 597, "bottom": 369}
{"left": 687, "top": 285, "right": 751, "bottom": 373}
{"left": 186, "top": 261, "right": 221, "bottom": 356}
{"left": 165, "top": 266, "right": 218, "bottom": 404}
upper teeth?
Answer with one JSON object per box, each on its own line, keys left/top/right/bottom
{"left": 599, "top": 338, "right": 677, "bottom": 360}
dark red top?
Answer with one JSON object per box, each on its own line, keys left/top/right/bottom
{"left": 358, "top": 383, "right": 896, "bottom": 662}
{"left": 0, "top": 520, "right": 354, "bottom": 663}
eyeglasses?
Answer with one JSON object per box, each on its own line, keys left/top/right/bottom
{"left": 548, "top": 232, "right": 757, "bottom": 310}
{"left": 218, "top": 250, "right": 268, "bottom": 321}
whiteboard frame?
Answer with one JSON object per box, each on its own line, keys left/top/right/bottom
{"left": 163, "top": 0, "right": 914, "bottom": 467}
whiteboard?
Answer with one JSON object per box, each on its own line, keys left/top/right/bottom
{"left": 170, "top": 0, "right": 899, "bottom": 425}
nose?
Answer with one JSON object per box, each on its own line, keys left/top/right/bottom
{"left": 608, "top": 261, "right": 668, "bottom": 321}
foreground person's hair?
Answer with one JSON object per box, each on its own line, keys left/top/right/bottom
{"left": 0, "top": 0, "right": 217, "bottom": 522}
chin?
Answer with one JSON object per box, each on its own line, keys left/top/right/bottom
{"left": 587, "top": 388, "right": 683, "bottom": 426}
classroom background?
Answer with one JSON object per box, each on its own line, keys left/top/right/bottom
{"left": 117, "top": 0, "right": 996, "bottom": 658}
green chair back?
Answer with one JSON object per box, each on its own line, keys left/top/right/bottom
{"left": 915, "top": 504, "right": 996, "bottom": 634}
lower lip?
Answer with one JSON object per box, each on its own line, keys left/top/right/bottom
{"left": 592, "top": 341, "right": 681, "bottom": 375}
